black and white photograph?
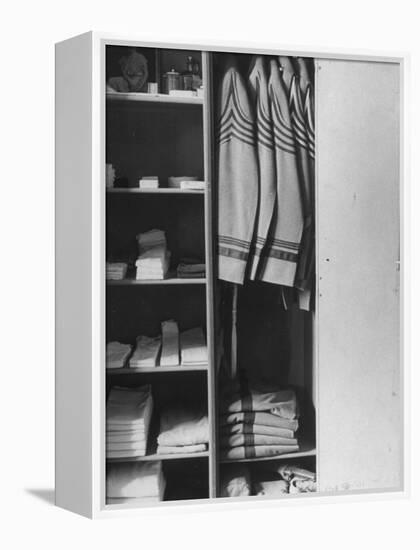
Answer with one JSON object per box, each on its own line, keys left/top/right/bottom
{"left": 2, "top": 0, "right": 419, "bottom": 548}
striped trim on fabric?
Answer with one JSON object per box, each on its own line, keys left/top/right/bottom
{"left": 218, "top": 246, "right": 249, "bottom": 262}
{"left": 262, "top": 248, "right": 299, "bottom": 263}
{"left": 217, "top": 73, "right": 255, "bottom": 147}
{"left": 254, "top": 79, "right": 274, "bottom": 150}
{"left": 270, "top": 238, "right": 300, "bottom": 251}
{"left": 269, "top": 84, "right": 297, "bottom": 155}
{"left": 219, "top": 235, "right": 251, "bottom": 250}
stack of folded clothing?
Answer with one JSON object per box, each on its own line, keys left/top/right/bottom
{"left": 253, "top": 465, "right": 316, "bottom": 496}
{"left": 176, "top": 257, "right": 206, "bottom": 279}
{"left": 106, "top": 261, "right": 128, "bottom": 280}
{"left": 160, "top": 320, "right": 180, "bottom": 366}
{"left": 129, "top": 335, "right": 161, "bottom": 368}
{"left": 106, "top": 461, "right": 166, "bottom": 504}
{"left": 106, "top": 385, "right": 153, "bottom": 459}
{"left": 219, "top": 381, "right": 299, "bottom": 460}
{"left": 157, "top": 404, "right": 208, "bottom": 455}
{"left": 106, "top": 341, "right": 132, "bottom": 369}
{"left": 180, "top": 327, "right": 207, "bottom": 366}
{"left": 135, "top": 229, "right": 170, "bottom": 280}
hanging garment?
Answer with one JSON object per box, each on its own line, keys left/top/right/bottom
{"left": 217, "top": 58, "right": 258, "bottom": 284}
{"left": 279, "top": 56, "right": 314, "bottom": 309}
{"left": 247, "top": 56, "right": 276, "bottom": 279}
{"left": 257, "top": 59, "right": 303, "bottom": 287}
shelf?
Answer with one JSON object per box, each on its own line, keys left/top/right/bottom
{"left": 106, "top": 92, "right": 203, "bottom": 106}
{"left": 107, "top": 364, "right": 208, "bottom": 374}
{"left": 219, "top": 440, "right": 316, "bottom": 464}
{"left": 107, "top": 187, "right": 205, "bottom": 195}
{"left": 107, "top": 451, "right": 209, "bottom": 463}
{"left": 107, "top": 276, "right": 206, "bottom": 286}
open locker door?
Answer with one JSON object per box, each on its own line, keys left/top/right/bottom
{"left": 316, "top": 59, "right": 402, "bottom": 492}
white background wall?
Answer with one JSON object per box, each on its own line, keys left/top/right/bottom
{"left": 0, "top": 0, "right": 418, "bottom": 547}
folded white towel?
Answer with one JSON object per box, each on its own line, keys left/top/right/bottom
{"left": 160, "top": 320, "right": 179, "bottom": 366}
{"left": 180, "top": 327, "right": 207, "bottom": 365}
{"left": 129, "top": 335, "right": 161, "bottom": 368}
{"left": 157, "top": 443, "right": 207, "bottom": 454}
{"left": 106, "top": 385, "right": 153, "bottom": 428}
{"left": 157, "top": 406, "right": 209, "bottom": 446}
{"left": 106, "top": 342, "right": 132, "bottom": 369}
{"left": 107, "top": 461, "right": 165, "bottom": 499}
{"left": 106, "top": 441, "right": 147, "bottom": 452}
{"left": 106, "top": 432, "right": 146, "bottom": 443}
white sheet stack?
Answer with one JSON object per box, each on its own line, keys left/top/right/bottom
{"left": 135, "top": 229, "right": 170, "bottom": 280}
{"left": 160, "top": 320, "right": 180, "bottom": 366}
{"left": 106, "top": 262, "right": 128, "bottom": 280}
{"left": 106, "top": 385, "right": 153, "bottom": 459}
{"left": 106, "top": 461, "right": 166, "bottom": 504}
{"left": 106, "top": 341, "right": 132, "bottom": 369}
{"left": 180, "top": 327, "right": 207, "bottom": 366}
{"left": 157, "top": 405, "right": 209, "bottom": 455}
{"left": 129, "top": 335, "right": 162, "bottom": 369}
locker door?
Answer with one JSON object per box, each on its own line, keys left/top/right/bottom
{"left": 316, "top": 59, "right": 402, "bottom": 492}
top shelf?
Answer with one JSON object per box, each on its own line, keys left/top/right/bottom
{"left": 106, "top": 92, "right": 203, "bottom": 106}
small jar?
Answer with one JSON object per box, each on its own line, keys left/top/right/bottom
{"left": 163, "top": 68, "right": 180, "bottom": 94}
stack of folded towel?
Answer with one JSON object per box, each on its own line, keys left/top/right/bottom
{"left": 135, "top": 229, "right": 170, "bottom": 280}
{"left": 106, "top": 261, "right": 128, "bottom": 280}
{"left": 219, "top": 382, "right": 299, "bottom": 460}
{"left": 157, "top": 405, "right": 209, "bottom": 455}
{"left": 129, "top": 335, "right": 162, "bottom": 368}
{"left": 106, "top": 341, "right": 132, "bottom": 369}
{"left": 160, "top": 320, "right": 180, "bottom": 366}
{"left": 106, "top": 461, "right": 166, "bottom": 504}
{"left": 106, "top": 385, "right": 153, "bottom": 459}
{"left": 176, "top": 257, "right": 206, "bottom": 279}
{"left": 180, "top": 327, "right": 207, "bottom": 366}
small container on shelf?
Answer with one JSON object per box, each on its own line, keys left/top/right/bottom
{"left": 162, "top": 68, "right": 181, "bottom": 94}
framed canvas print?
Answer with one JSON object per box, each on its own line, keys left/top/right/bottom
{"left": 55, "top": 32, "right": 405, "bottom": 518}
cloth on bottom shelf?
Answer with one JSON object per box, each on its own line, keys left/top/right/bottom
{"left": 278, "top": 464, "right": 316, "bottom": 493}
{"left": 220, "top": 465, "right": 252, "bottom": 497}
{"left": 180, "top": 327, "right": 207, "bottom": 366}
{"left": 157, "top": 443, "right": 207, "bottom": 455}
{"left": 129, "top": 335, "right": 161, "bottom": 368}
{"left": 106, "top": 341, "right": 132, "bottom": 369}
{"left": 106, "top": 461, "right": 165, "bottom": 501}
{"left": 220, "top": 444, "right": 299, "bottom": 460}
{"left": 160, "top": 320, "right": 179, "bottom": 366}
{"left": 220, "top": 433, "right": 298, "bottom": 448}
{"left": 106, "top": 385, "right": 153, "bottom": 458}
{"left": 157, "top": 404, "right": 208, "bottom": 452}
{"left": 254, "top": 480, "right": 289, "bottom": 496}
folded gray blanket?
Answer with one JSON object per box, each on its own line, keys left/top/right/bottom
{"left": 220, "top": 444, "right": 299, "bottom": 460}
{"left": 220, "top": 411, "right": 299, "bottom": 431}
{"left": 220, "top": 422, "right": 295, "bottom": 439}
{"left": 221, "top": 433, "right": 298, "bottom": 448}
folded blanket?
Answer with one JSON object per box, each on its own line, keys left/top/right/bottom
{"left": 106, "top": 441, "right": 147, "bottom": 452}
{"left": 220, "top": 465, "right": 252, "bottom": 497}
{"left": 129, "top": 335, "right": 161, "bottom": 368}
{"left": 106, "top": 385, "right": 153, "bottom": 427}
{"left": 220, "top": 433, "right": 298, "bottom": 448}
{"left": 160, "top": 320, "right": 179, "bottom": 366}
{"left": 176, "top": 262, "right": 206, "bottom": 278}
{"left": 278, "top": 465, "right": 315, "bottom": 482}
{"left": 106, "top": 450, "right": 150, "bottom": 459}
{"left": 106, "top": 461, "right": 164, "bottom": 499}
{"left": 221, "top": 388, "right": 298, "bottom": 419}
{"left": 180, "top": 327, "right": 207, "bottom": 365}
{"left": 157, "top": 443, "right": 207, "bottom": 454}
{"left": 137, "top": 229, "right": 166, "bottom": 253}
{"left": 106, "top": 342, "right": 132, "bottom": 369}
{"left": 220, "top": 411, "right": 299, "bottom": 431}
{"left": 158, "top": 405, "right": 208, "bottom": 446}
{"left": 220, "top": 422, "right": 295, "bottom": 439}
{"left": 106, "top": 432, "right": 146, "bottom": 443}
{"left": 220, "top": 444, "right": 299, "bottom": 460}
{"left": 254, "top": 480, "right": 289, "bottom": 496}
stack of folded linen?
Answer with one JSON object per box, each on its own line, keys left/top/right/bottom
{"left": 160, "top": 320, "right": 179, "bottom": 366}
{"left": 129, "top": 335, "right": 161, "bottom": 368}
{"left": 219, "top": 383, "right": 299, "bottom": 460}
{"left": 106, "top": 461, "right": 166, "bottom": 504}
{"left": 180, "top": 327, "right": 207, "bottom": 366}
{"left": 135, "top": 229, "right": 170, "bottom": 280}
{"left": 157, "top": 405, "right": 208, "bottom": 455}
{"left": 176, "top": 258, "right": 206, "bottom": 279}
{"left": 106, "top": 261, "right": 128, "bottom": 280}
{"left": 106, "top": 341, "right": 132, "bottom": 369}
{"left": 106, "top": 385, "right": 153, "bottom": 459}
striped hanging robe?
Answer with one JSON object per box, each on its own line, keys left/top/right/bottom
{"left": 278, "top": 57, "right": 312, "bottom": 302}
{"left": 257, "top": 60, "right": 303, "bottom": 287}
{"left": 297, "top": 57, "right": 316, "bottom": 308}
{"left": 247, "top": 56, "right": 276, "bottom": 280}
{"left": 216, "top": 59, "right": 259, "bottom": 284}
